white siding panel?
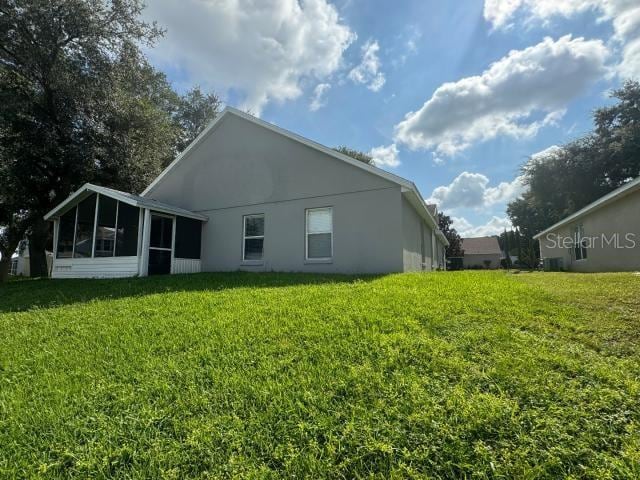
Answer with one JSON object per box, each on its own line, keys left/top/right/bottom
{"left": 52, "top": 256, "right": 139, "bottom": 279}
{"left": 172, "top": 258, "right": 201, "bottom": 274}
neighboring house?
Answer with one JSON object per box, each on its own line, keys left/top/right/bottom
{"left": 461, "top": 236, "right": 502, "bottom": 269}
{"left": 534, "top": 176, "right": 640, "bottom": 272}
{"left": 9, "top": 240, "right": 54, "bottom": 277}
{"left": 44, "top": 107, "right": 449, "bottom": 279}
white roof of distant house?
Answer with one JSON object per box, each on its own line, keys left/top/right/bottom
{"left": 533, "top": 176, "right": 640, "bottom": 239}
{"left": 462, "top": 236, "right": 502, "bottom": 255}
{"left": 44, "top": 183, "right": 208, "bottom": 221}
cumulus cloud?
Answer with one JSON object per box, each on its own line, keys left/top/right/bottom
{"left": 309, "top": 83, "right": 331, "bottom": 111}
{"left": 144, "top": 0, "right": 355, "bottom": 114}
{"left": 484, "top": 0, "right": 640, "bottom": 78}
{"left": 428, "top": 172, "right": 526, "bottom": 210}
{"left": 453, "top": 216, "right": 513, "bottom": 237}
{"left": 483, "top": 0, "right": 593, "bottom": 29}
{"left": 530, "top": 144, "right": 562, "bottom": 162}
{"left": 369, "top": 143, "right": 400, "bottom": 168}
{"left": 393, "top": 35, "right": 608, "bottom": 156}
{"left": 348, "top": 40, "right": 386, "bottom": 92}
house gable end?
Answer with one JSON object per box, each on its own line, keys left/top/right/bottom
{"left": 143, "top": 111, "right": 398, "bottom": 212}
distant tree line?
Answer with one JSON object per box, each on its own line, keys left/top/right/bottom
{"left": 437, "top": 212, "right": 463, "bottom": 258}
{"left": 508, "top": 81, "right": 640, "bottom": 241}
{"left": 334, "top": 146, "right": 373, "bottom": 165}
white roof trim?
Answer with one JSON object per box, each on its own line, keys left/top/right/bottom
{"left": 141, "top": 107, "right": 448, "bottom": 245}
{"left": 44, "top": 183, "right": 208, "bottom": 221}
{"left": 533, "top": 176, "right": 640, "bottom": 239}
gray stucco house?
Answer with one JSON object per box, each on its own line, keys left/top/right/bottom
{"left": 44, "top": 107, "right": 448, "bottom": 278}
{"left": 534, "top": 176, "right": 640, "bottom": 272}
{"left": 461, "top": 236, "right": 502, "bottom": 269}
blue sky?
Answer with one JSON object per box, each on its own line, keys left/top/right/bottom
{"left": 144, "top": 0, "right": 639, "bottom": 237}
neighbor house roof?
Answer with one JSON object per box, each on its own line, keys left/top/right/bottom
{"left": 533, "top": 176, "right": 640, "bottom": 239}
{"left": 142, "top": 107, "right": 449, "bottom": 246}
{"left": 462, "top": 236, "right": 502, "bottom": 255}
{"left": 44, "top": 183, "right": 208, "bottom": 221}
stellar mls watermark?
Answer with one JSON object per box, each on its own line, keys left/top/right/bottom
{"left": 544, "top": 232, "right": 637, "bottom": 249}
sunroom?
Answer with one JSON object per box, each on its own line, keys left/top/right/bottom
{"left": 44, "top": 184, "right": 207, "bottom": 279}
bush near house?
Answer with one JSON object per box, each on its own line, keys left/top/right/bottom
{"left": 1, "top": 271, "right": 639, "bottom": 478}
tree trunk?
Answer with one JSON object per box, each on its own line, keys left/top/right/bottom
{"left": 28, "top": 218, "right": 50, "bottom": 278}
{"left": 0, "top": 257, "right": 10, "bottom": 283}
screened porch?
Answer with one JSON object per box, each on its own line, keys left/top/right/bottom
{"left": 44, "top": 184, "right": 207, "bottom": 279}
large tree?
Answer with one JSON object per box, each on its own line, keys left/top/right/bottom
{"left": 0, "top": 143, "right": 28, "bottom": 282}
{"left": 437, "top": 212, "right": 463, "bottom": 257}
{"left": 0, "top": 1, "right": 219, "bottom": 280}
{"left": 508, "top": 80, "right": 640, "bottom": 237}
{"left": 173, "top": 86, "right": 222, "bottom": 157}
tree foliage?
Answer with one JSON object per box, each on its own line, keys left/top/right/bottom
{"left": 507, "top": 80, "right": 640, "bottom": 237}
{"left": 174, "top": 86, "right": 222, "bottom": 156}
{"left": 437, "top": 212, "right": 463, "bottom": 257}
{"left": 0, "top": 0, "right": 219, "bottom": 279}
{"left": 334, "top": 146, "right": 373, "bottom": 165}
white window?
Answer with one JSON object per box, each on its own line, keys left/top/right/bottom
{"left": 243, "top": 214, "right": 264, "bottom": 261}
{"left": 306, "top": 207, "right": 333, "bottom": 260}
{"left": 10, "top": 259, "right": 18, "bottom": 276}
{"left": 574, "top": 224, "right": 588, "bottom": 261}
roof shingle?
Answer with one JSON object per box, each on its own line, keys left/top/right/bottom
{"left": 462, "top": 236, "right": 501, "bottom": 255}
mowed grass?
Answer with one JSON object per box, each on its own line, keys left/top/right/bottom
{"left": 1, "top": 271, "right": 639, "bottom": 479}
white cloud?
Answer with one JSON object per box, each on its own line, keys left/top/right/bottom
{"left": 393, "top": 35, "right": 608, "bottom": 156}
{"left": 144, "top": 0, "right": 355, "bottom": 114}
{"left": 369, "top": 143, "right": 400, "bottom": 168}
{"left": 428, "top": 172, "right": 526, "bottom": 210}
{"left": 309, "top": 83, "right": 331, "bottom": 111}
{"left": 530, "top": 144, "right": 562, "bottom": 162}
{"left": 483, "top": 0, "right": 524, "bottom": 29}
{"left": 395, "top": 26, "right": 422, "bottom": 66}
{"left": 453, "top": 216, "right": 513, "bottom": 237}
{"left": 484, "top": 0, "right": 595, "bottom": 29}
{"left": 348, "top": 40, "right": 386, "bottom": 92}
{"left": 484, "top": 0, "right": 640, "bottom": 78}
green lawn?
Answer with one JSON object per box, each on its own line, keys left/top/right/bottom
{"left": 1, "top": 271, "right": 639, "bottom": 479}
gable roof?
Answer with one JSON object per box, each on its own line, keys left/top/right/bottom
{"left": 462, "top": 236, "right": 502, "bottom": 255}
{"left": 533, "top": 176, "right": 640, "bottom": 239}
{"left": 142, "top": 106, "right": 448, "bottom": 246}
{"left": 44, "top": 183, "right": 208, "bottom": 221}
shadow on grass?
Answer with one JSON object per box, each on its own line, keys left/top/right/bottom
{"left": 0, "top": 272, "right": 382, "bottom": 314}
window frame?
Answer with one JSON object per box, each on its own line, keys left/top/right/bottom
{"left": 73, "top": 193, "right": 97, "bottom": 259}
{"left": 94, "top": 193, "right": 118, "bottom": 258}
{"left": 56, "top": 205, "right": 78, "bottom": 259}
{"left": 115, "top": 202, "right": 141, "bottom": 257}
{"left": 242, "top": 214, "right": 265, "bottom": 263}
{"left": 574, "top": 224, "right": 588, "bottom": 261}
{"left": 305, "top": 207, "right": 333, "bottom": 262}
{"left": 55, "top": 194, "right": 141, "bottom": 260}
{"left": 148, "top": 212, "right": 175, "bottom": 252}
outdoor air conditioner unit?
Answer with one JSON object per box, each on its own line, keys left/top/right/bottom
{"left": 543, "top": 257, "right": 564, "bottom": 272}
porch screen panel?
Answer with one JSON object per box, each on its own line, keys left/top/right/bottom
{"left": 73, "top": 194, "right": 97, "bottom": 258}
{"left": 175, "top": 217, "right": 202, "bottom": 259}
{"left": 149, "top": 215, "right": 172, "bottom": 249}
{"left": 57, "top": 206, "right": 77, "bottom": 258}
{"left": 94, "top": 195, "right": 117, "bottom": 257}
{"left": 115, "top": 203, "right": 139, "bottom": 256}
